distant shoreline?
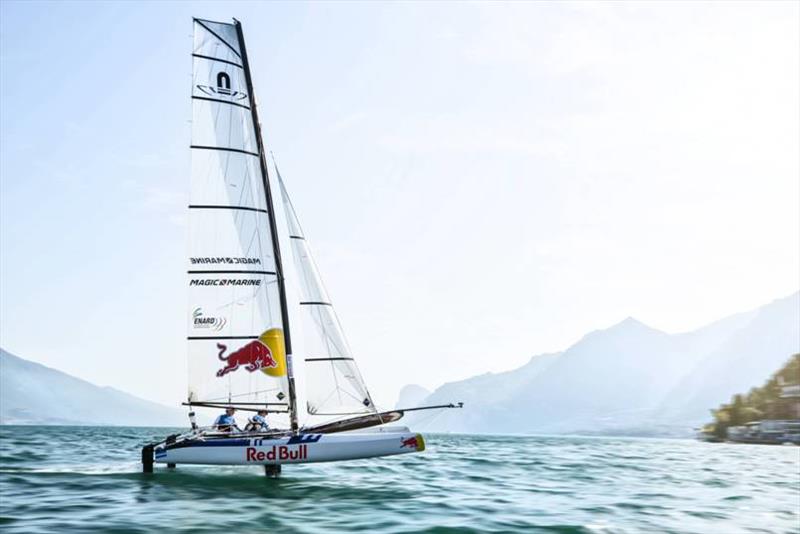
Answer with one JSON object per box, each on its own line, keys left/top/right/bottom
{"left": 0, "top": 423, "right": 696, "bottom": 440}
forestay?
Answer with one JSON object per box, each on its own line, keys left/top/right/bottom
{"left": 187, "top": 19, "right": 289, "bottom": 418}
{"left": 275, "top": 164, "right": 376, "bottom": 417}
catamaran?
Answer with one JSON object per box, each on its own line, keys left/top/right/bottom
{"left": 141, "top": 18, "right": 460, "bottom": 476}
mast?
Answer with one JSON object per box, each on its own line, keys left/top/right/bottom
{"left": 233, "top": 19, "right": 299, "bottom": 434}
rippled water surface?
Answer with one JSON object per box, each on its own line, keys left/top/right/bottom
{"left": 0, "top": 426, "right": 798, "bottom": 533}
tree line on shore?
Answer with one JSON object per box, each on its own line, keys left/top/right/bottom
{"left": 704, "top": 353, "right": 800, "bottom": 439}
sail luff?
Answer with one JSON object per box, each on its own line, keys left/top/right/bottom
{"left": 232, "top": 19, "right": 300, "bottom": 434}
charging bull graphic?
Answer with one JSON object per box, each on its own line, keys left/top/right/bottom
{"left": 216, "top": 328, "right": 287, "bottom": 378}
{"left": 401, "top": 436, "right": 419, "bottom": 449}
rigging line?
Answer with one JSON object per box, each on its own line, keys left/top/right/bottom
{"left": 199, "top": 387, "right": 281, "bottom": 404}
{"left": 223, "top": 75, "right": 237, "bottom": 163}
{"left": 188, "top": 401, "right": 288, "bottom": 406}
{"left": 304, "top": 357, "right": 355, "bottom": 362}
{"left": 333, "top": 388, "right": 371, "bottom": 406}
{"left": 241, "top": 157, "right": 268, "bottom": 282}
{"left": 300, "top": 301, "right": 333, "bottom": 306}
{"left": 238, "top": 169, "right": 269, "bottom": 328}
{"left": 191, "top": 95, "right": 250, "bottom": 110}
{"left": 221, "top": 136, "right": 263, "bottom": 342}
{"left": 192, "top": 53, "right": 243, "bottom": 69}
{"left": 195, "top": 19, "right": 242, "bottom": 58}
{"left": 414, "top": 407, "right": 447, "bottom": 430}
{"left": 310, "top": 411, "right": 377, "bottom": 417}
{"left": 309, "top": 388, "right": 340, "bottom": 414}
{"left": 242, "top": 225, "right": 262, "bottom": 275}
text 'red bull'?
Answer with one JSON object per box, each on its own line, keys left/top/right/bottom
{"left": 246, "top": 445, "right": 308, "bottom": 462}
{"left": 216, "top": 340, "right": 277, "bottom": 377}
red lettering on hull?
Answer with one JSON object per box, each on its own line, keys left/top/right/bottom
{"left": 245, "top": 444, "right": 308, "bottom": 463}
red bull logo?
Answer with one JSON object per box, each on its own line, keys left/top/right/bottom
{"left": 246, "top": 445, "right": 308, "bottom": 462}
{"left": 216, "top": 340, "right": 277, "bottom": 377}
{"left": 401, "top": 436, "right": 419, "bottom": 449}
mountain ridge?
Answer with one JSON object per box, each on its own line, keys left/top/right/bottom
{"left": 405, "top": 291, "right": 800, "bottom": 436}
{"left": 0, "top": 348, "right": 185, "bottom": 427}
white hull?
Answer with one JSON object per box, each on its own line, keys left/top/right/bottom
{"left": 154, "top": 431, "right": 425, "bottom": 466}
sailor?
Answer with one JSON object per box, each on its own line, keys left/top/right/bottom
{"left": 244, "top": 409, "right": 270, "bottom": 432}
{"left": 213, "top": 407, "right": 240, "bottom": 433}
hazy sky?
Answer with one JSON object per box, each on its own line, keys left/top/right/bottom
{"left": 1, "top": 1, "right": 798, "bottom": 409}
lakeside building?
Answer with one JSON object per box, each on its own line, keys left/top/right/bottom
{"left": 726, "top": 420, "right": 800, "bottom": 444}
{"left": 724, "top": 380, "right": 800, "bottom": 444}
{"left": 775, "top": 376, "right": 800, "bottom": 418}
{"left": 701, "top": 355, "right": 800, "bottom": 445}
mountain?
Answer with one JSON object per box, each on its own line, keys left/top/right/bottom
{"left": 659, "top": 293, "right": 800, "bottom": 423}
{"left": 407, "top": 292, "right": 800, "bottom": 437}
{"left": 0, "top": 349, "right": 185, "bottom": 426}
{"left": 395, "top": 384, "right": 431, "bottom": 409}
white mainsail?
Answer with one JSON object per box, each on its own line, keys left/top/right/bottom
{"left": 187, "top": 19, "right": 293, "bottom": 425}
{"left": 142, "top": 19, "right": 452, "bottom": 474}
{"left": 274, "top": 162, "right": 376, "bottom": 417}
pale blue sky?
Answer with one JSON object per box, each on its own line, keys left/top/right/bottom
{"left": 1, "top": 1, "right": 798, "bottom": 408}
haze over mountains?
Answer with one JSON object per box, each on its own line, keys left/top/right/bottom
{"left": 2, "top": 293, "right": 797, "bottom": 434}
{"left": 0, "top": 349, "right": 184, "bottom": 426}
{"left": 403, "top": 292, "right": 800, "bottom": 437}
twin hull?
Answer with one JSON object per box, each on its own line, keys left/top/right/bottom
{"left": 155, "top": 431, "right": 425, "bottom": 466}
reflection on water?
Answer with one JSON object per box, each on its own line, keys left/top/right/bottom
{"left": 1, "top": 426, "right": 798, "bottom": 533}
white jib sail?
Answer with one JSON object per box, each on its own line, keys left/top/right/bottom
{"left": 187, "top": 19, "right": 290, "bottom": 422}
{"left": 275, "top": 162, "right": 376, "bottom": 417}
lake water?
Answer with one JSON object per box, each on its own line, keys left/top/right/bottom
{"left": 0, "top": 426, "right": 798, "bottom": 533}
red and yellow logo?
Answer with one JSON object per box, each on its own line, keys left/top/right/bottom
{"left": 216, "top": 328, "right": 287, "bottom": 378}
